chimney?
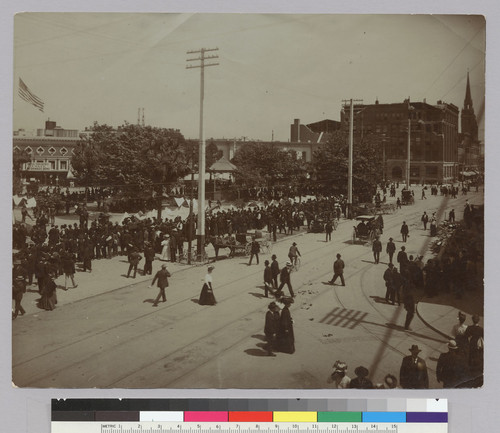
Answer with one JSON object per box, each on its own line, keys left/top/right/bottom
{"left": 291, "top": 118, "right": 301, "bottom": 142}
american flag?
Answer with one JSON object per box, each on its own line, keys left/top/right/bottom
{"left": 18, "top": 78, "right": 44, "bottom": 112}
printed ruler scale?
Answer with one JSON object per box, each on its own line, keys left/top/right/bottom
{"left": 51, "top": 399, "right": 447, "bottom": 433}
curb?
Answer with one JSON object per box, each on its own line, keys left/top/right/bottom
{"left": 415, "top": 302, "right": 452, "bottom": 340}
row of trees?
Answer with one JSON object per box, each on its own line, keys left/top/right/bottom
{"left": 67, "top": 123, "right": 383, "bottom": 212}
{"left": 230, "top": 130, "right": 383, "bottom": 201}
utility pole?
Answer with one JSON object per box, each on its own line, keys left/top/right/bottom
{"left": 407, "top": 99, "right": 415, "bottom": 188}
{"left": 342, "top": 98, "right": 363, "bottom": 219}
{"left": 187, "top": 47, "right": 219, "bottom": 255}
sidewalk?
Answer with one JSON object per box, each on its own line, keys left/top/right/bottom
{"left": 416, "top": 288, "right": 484, "bottom": 339}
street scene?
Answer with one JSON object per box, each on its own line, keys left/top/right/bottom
{"left": 12, "top": 14, "right": 484, "bottom": 389}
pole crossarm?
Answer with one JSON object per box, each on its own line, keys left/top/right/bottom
{"left": 186, "top": 63, "right": 219, "bottom": 69}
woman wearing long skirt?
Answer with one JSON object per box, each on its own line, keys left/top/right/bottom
{"left": 39, "top": 274, "right": 57, "bottom": 311}
{"left": 199, "top": 266, "right": 216, "bottom": 305}
{"left": 160, "top": 236, "right": 171, "bottom": 261}
{"left": 278, "top": 298, "right": 295, "bottom": 353}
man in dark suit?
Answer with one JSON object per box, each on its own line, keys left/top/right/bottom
{"left": 264, "top": 302, "right": 280, "bottom": 356}
{"left": 386, "top": 237, "right": 396, "bottom": 264}
{"left": 150, "top": 264, "right": 171, "bottom": 306}
{"left": 143, "top": 242, "right": 155, "bottom": 275}
{"left": 400, "top": 345, "right": 429, "bottom": 389}
{"left": 400, "top": 221, "right": 409, "bottom": 242}
{"left": 403, "top": 289, "right": 415, "bottom": 330}
{"left": 372, "top": 237, "right": 382, "bottom": 264}
{"left": 270, "top": 254, "right": 280, "bottom": 290}
{"left": 248, "top": 238, "right": 261, "bottom": 265}
{"left": 383, "top": 263, "right": 395, "bottom": 304}
{"left": 330, "top": 254, "right": 345, "bottom": 286}
{"left": 276, "top": 262, "right": 294, "bottom": 298}
{"left": 127, "top": 249, "right": 142, "bottom": 278}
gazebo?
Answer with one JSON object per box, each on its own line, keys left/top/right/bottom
{"left": 209, "top": 156, "right": 237, "bottom": 200}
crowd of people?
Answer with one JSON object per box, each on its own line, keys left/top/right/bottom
{"left": 327, "top": 310, "right": 483, "bottom": 389}
{"left": 12, "top": 180, "right": 483, "bottom": 389}
{"left": 12, "top": 191, "right": 349, "bottom": 317}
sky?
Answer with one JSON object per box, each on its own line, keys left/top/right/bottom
{"left": 13, "top": 14, "right": 485, "bottom": 142}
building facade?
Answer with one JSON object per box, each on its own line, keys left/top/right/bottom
{"left": 14, "top": 120, "right": 80, "bottom": 185}
{"left": 340, "top": 99, "right": 460, "bottom": 184}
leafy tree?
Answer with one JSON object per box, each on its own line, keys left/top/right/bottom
{"left": 312, "top": 130, "right": 383, "bottom": 202}
{"left": 231, "top": 142, "right": 306, "bottom": 190}
{"left": 183, "top": 139, "right": 223, "bottom": 169}
{"left": 206, "top": 140, "right": 223, "bottom": 168}
{"left": 72, "top": 122, "right": 190, "bottom": 214}
{"left": 71, "top": 122, "right": 111, "bottom": 188}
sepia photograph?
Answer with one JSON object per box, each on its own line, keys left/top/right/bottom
{"left": 11, "top": 13, "right": 485, "bottom": 389}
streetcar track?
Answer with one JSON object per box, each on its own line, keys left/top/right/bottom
{"left": 14, "top": 196, "right": 462, "bottom": 386}
{"left": 105, "top": 209, "right": 434, "bottom": 386}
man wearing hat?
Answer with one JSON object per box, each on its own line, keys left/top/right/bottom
{"left": 386, "top": 237, "right": 396, "bottom": 264}
{"left": 276, "top": 261, "right": 294, "bottom": 298}
{"left": 143, "top": 241, "right": 155, "bottom": 275}
{"left": 399, "top": 344, "right": 429, "bottom": 389}
{"left": 436, "top": 340, "right": 469, "bottom": 388}
{"left": 270, "top": 254, "right": 280, "bottom": 290}
{"left": 127, "top": 248, "right": 142, "bottom": 278}
{"left": 264, "top": 302, "right": 280, "bottom": 356}
{"left": 329, "top": 253, "right": 345, "bottom": 286}
{"left": 150, "top": 264, "right": 172, "bottom": 307}
{"left": 288, "top": 242, "right": 301, "bottom": 268}
{"left": 383, "top": 263, "right": 395, "bottom": 304}
{"left": 372, "top": 236, "right": 382, "bottom": 264}
{"left": 400, "top": 221, "right": 409, "bottom": 242}
{"left": 349, "top": 366, "right": 373, "bottom": 389}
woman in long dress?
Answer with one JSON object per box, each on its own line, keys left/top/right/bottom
{"left": 160, "top": 235, "right": 171, "bottom": 261}
{"left": 198, "top": 266, "right": 216, "bottom": 305}
{"left": 278, "top": 298, "right": 295, "bottom": 353}
{"left": 39, "top": 273, "right": 57, "bottom": 311}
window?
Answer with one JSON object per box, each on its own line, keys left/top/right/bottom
{"left": 25, "top": 146, "right": 33, "bottom": 154}
{"left": 302, "top": 151, "right": 307, "bottom": 161}
{"left": 60, "top": 147, "right": 68, "bottom": 155}
{"left": 48, "top": 147, "right": 56, "bottom": 155}
{"left": 60, "top": 160, "right": 68, "bottom": 170}
{"left": 49, "top": 161, "right": 56, "bottom": 170}
{"left": 36, "top": 146, "right": 45, "bottom": 155}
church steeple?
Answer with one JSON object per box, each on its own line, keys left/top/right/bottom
{"left": 464, "top": 70, "right": 473, "bottom": 112}
{"left": 461, "top": 70, "right": 478, "bottom": 141}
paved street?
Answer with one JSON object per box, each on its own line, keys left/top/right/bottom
{"left": 12, "top": 190, "right": 483, "bottom": 389}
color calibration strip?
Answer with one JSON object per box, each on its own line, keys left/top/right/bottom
{"left": 52, "top": 399, "right": 447, "bottom": 423}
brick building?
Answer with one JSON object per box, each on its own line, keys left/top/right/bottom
{"left": 340, "top": 99, "right": 460, "bottom": 184}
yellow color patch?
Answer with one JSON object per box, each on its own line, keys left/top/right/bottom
{"left": 273, "top": 412, "right": 317, "bottom": 422}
